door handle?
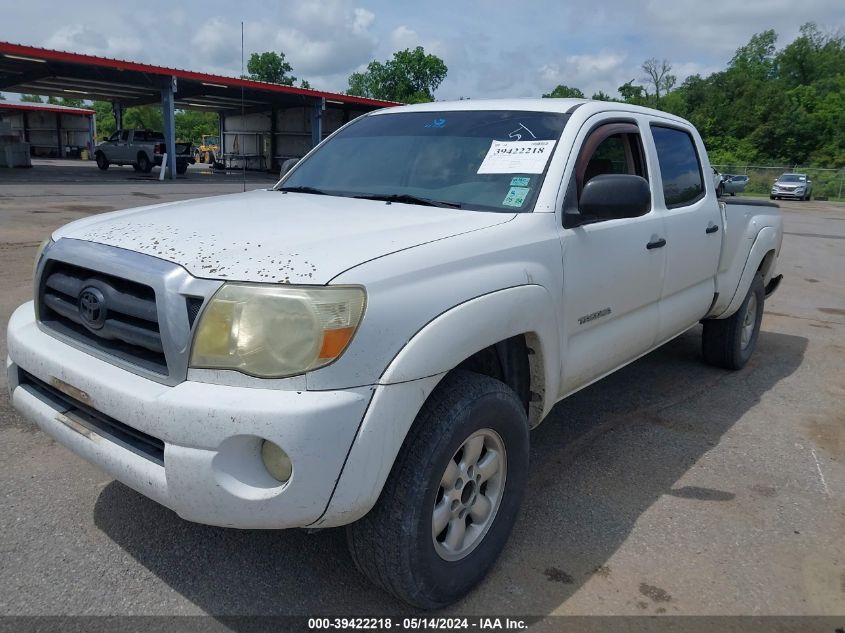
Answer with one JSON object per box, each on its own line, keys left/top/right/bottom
{"left": 646, "top": 238, "right": 666, "bottom": 250}
{"left": 706, "top": 224, "right": 719, "bottom": 234}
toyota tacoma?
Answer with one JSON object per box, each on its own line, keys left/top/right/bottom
{"left": 7, "top": 99, "right": 783, "bottom": 608}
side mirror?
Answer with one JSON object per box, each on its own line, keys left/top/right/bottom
{"left": 279, "top": 158, "right": 299, "bottom": 179}
{"left": 567, "top": 174, "right": 650, "bottom": 226}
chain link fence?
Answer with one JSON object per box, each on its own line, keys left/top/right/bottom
{"left": 711, "top": 164, "right": 845, "bottom": 200}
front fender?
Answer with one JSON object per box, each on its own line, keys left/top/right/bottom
{"left": 314, "top": 284, "right": 561, "bottom": 527}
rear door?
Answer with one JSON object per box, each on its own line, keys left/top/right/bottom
{"left": 647, "top": 123, "right": 721, "bottom": 342}
{"left": 559, "top": 116, "right": 666, "bottom": 395}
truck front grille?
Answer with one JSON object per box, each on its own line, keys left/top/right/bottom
{"left": 38, "top": 260, "right": 167, "bottom": 375}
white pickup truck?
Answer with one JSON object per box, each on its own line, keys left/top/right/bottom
{"left": 7, "top": 99, "right": 783, "bottom": 608}
{"left": 94, "top": 129, "right": 194, "bottom": 175}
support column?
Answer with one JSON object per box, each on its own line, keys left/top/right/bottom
{"left": 112, "top": 102, "right": 123, "bottom": 131}
{"left": 160, "top": 77, "right": 177, "bottom": 180}
{"left": 218, "top": 112, "right": 225, "bottom": 166}
{"left": 311, "top": 98, "right": 325, "bottom": 149}
{"left": 89, "top": 113, "right": 96, "bottom": 157}
{"left": 21, "top": 110, "right": 30, "bottom": 143}
{"left": 56, "top": 112, "right": 63, "bottom": 158}
{"left": 270, "top": 107, "right": 278, "bottom": 171}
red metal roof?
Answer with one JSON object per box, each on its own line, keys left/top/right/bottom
{"left": 0, "top": 41, "right": 399, "bottom": 108}
{"left": 0, "top": 101, "right": 95, "bottom": 116}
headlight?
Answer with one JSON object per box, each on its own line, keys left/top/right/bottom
{"left": 33, "top": 238, "right": 52, "bottom": 278}
{"left": 190, "top": 283, "right": 366, "bottom": 378}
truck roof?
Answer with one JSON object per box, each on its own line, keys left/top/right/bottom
{"left": 371, "top": 98, "right": 694, "bottom": 127}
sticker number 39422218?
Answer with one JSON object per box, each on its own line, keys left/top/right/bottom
{"left": 477, "top": 140, "right": 556, "bottom": 174}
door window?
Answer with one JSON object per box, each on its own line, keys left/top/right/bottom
{"left": 568, "top": 121, "right": 649, "bottom": 219}
{"left": 650, "top": 125, "right": 704, "bottom": 208}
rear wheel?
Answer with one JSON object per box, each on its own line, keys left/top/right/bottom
{"left": 137, "top": 153, "right": 152, "bottom": 173}
{"left": 176, "top": 161, "right": 188, "bottom": 175}
{"left": 702, "top": 273, "right": 764, "bottom": 370}
{"left": 347, "top": 370, "right": 529, "bottom": 609}
{"left": 95, "top": 152, "right": 109, "bottom": 171}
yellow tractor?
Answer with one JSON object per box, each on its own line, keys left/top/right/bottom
{"left": 193, "top": 135, "right": 220, "bottom": 164}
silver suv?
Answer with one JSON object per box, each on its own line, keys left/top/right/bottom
{"left": 771, "top": 173, "right": 812, "bottom": 200}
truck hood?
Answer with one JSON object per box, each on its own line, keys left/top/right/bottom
{"left": 53, "top": 189, "right": 516, "bottom": 284}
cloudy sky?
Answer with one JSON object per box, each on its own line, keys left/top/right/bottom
{"left": 1, "top": 0, "right": 843, "bottom": 101}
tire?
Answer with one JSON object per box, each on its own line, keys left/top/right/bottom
{"left": 132, "top": 163, "right": 142, "bottom": 172}
{"left": 347, "top": 370, "right": 529, "bottom": 609}
{"left": 194, "top": 151, "right": 202, "bottom": 164}
{"left": 95, "top": 152, "right": 109, "bottom": 171}
{"left": 702, "top": 273, "right": 764, "bottom": 370}
{"left": 176, "top": 161, "right": 188, "bottom": 175}
{"left": 137, "top": 153, "right": 152, "bottom": 173}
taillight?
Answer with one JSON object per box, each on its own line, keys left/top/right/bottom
{"left": 154, "top": 143, "right": 164, "bottom": 155}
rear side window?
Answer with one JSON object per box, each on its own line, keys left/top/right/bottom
{"left": 651, "top": 125, "right": 704, "bottom": 208}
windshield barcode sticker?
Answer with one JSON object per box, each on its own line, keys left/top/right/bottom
{"left": 477, "top": 140, "right": 556, "bottom": 174}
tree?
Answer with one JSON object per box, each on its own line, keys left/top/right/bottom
{"left": 542, "top": 84, "right": 584, "bottom": 98}
{"left": 729, "top": 29, "right": 777, "bottom": 80}
{"left": 590, "top": 90, "right": 613, "bottom": 101}
{"left": 20, "top": 94, "right": 43, "bottom": 103}
{"left": 617, "top": 79, "right": 647, "bottom": 105}
{"left": 347, "top": 47, "right": 447, "bottom": 103}
{"left": 247, "top": 51, "right": 296, "bottom": 86}
{"left": 299, "top": 79, "right": 312, "bottom": 90}
{"left": 47, "top": 96, "right": 85, "bottom": 108}
{"left": 641, "top": 58, "right": 676, "bottom": 105}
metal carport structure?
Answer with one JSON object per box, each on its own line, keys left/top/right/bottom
{"left": 0, "top": 42, "right": 397, "bottom": 178}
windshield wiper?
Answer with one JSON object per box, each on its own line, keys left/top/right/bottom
{"left": 353, "top": 193, "right": 462, "bottom": 209}
{"left": 278, "top": 186, "right": 330, "bottom": 195}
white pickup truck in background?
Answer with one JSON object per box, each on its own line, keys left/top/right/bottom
{"left": 94, "top": 128, "right": 194, "bottom": 175}
{"left": 7, "top": 99, "right": 783, "bottom": 608}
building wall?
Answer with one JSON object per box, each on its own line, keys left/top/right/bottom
{"left": 222, "top": 105, "right": 369, "bottom": 170}
{"left": 0, "top": 108, "right": 94, "bottom": 158}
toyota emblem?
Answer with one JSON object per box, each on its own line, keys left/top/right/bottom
{"left": 78, "top": 286, "right": 107, "bottom": 330}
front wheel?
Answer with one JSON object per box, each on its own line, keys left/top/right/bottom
{"left": 347, "top": 370, "right": 529, "bottom": 609}
{"left": 702, "top": 273, "right": 764, "bottom": 369}
{"left": 95, "top": 152, "right": 109, "bottom": 171}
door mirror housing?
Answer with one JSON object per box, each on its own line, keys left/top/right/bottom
{"left": 566, "top": 174, "right": 650, "bottom": 227}
{"left": 279, "top": 158, "right": 300, "bottom": 179}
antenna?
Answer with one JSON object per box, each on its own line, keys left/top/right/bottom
{"left": 241, "top": 20, "right": 246, "bottom": 193}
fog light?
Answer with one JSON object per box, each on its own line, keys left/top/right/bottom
{"left": 261, "top": 440, "right": 293, "bottom": 482}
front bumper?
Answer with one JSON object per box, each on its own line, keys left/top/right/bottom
{"left": 7, "top": 302, "right": 373, "bottom": 529}
{"left": 771, "top": 188, "right": 805, "bottom": 198}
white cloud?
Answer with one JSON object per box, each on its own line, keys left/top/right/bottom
{"left": 44, "top": 23, "right": 142, "bottom": 59}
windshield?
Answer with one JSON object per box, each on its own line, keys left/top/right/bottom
{"left": 779, "top": 174, "right": 806, "bottom": 182}
{"left": 277, "top": 110, "right": 571, "bottom": 212}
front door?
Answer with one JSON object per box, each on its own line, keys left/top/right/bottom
{"left": 559, "top": 118, "right": 666, "bottom": 395}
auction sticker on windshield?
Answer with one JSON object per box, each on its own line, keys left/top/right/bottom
{"left": 477, "top": 140, "right": 556, "bottom": 174}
